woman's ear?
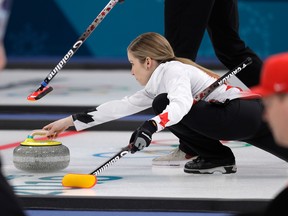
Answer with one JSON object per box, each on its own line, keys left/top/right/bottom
{"left": 145, "top": 57, "right": 152, "bottom": 69}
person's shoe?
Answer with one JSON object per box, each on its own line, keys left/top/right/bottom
{"left": 184, "top": 156, "right": 237, "bottom": 174}
{"left": 152, "top": 148, "right": 196, "bottom": 166}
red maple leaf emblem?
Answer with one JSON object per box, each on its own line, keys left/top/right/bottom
{"left": 159, "top": 112, "right": 170, "bottom": 127}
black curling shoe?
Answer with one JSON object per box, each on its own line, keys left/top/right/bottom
{"left": 184, "top": 156, "right": 237, "bottom": 174}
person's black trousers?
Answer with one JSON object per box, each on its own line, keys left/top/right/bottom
{"left": 152, "top": 93, "right": 288, "bottom": 162}
{"left": 164, "top": 0, "right": 263, "bottom": 87}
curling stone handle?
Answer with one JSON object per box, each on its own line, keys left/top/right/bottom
{"left": 28, "top": 129, "right": 49, "bottom": 138}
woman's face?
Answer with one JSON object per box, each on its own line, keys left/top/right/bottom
{"left": 127, "top": 51, "right": 155, "bottom": 86}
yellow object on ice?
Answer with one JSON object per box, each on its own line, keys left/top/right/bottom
{"left": 62, "top": 174, "right": 97, "bottom": 188}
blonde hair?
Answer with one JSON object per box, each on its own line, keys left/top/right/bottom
{"left": 127, "top": 32, "right": 220, "bottom": 79}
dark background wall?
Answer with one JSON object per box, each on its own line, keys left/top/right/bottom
{"left": 4, "top": 0, "right": 288, "bottom": 68}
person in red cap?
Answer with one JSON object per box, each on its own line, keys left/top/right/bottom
{"left": 251, "top": 52, "right": 288, "bottom": 148}
{"left": 238, "top": 52, "right": 288, "bottom": 216}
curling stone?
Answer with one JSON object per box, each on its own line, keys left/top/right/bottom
{"left": 13, "top": 130, "right": 70, "bottom": 172}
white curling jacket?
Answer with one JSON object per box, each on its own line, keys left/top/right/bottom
{"left": 73, "top": 61, "right": 253, "bottom": 132}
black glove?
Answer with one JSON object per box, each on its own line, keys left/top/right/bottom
{"left": 129, "top": 120, "right": 157, "bottom": 154}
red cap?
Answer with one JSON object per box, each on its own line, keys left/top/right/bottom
{"left": 250, "top": 52, "right": 288, "bottom": 97}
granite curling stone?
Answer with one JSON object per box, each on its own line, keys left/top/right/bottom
{"left": 13, "top": 130, "right": 70, "bottom": 172}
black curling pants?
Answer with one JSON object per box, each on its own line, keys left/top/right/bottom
{"left": 152, "top": 94, "right": 288, "bottom": 162}
{"left": 164, "top": 0, "right": 263, "bottom": 87}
